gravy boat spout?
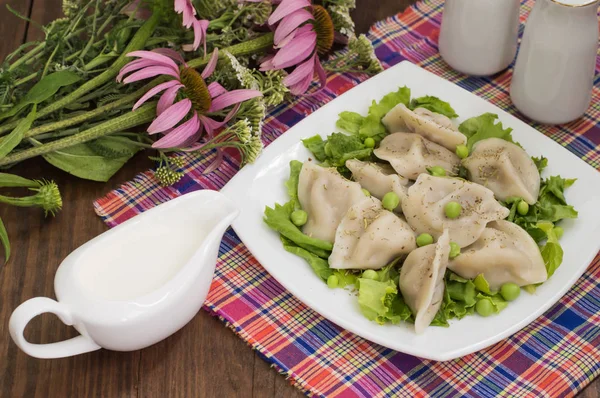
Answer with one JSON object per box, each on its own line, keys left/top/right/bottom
{"left": 9, "top": 190, "right": 239, "bottom": 359}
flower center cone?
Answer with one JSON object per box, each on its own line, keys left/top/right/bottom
{"left": 180, "top": 67, "right": 212, "bottom": 114}
{"left": 312, "top": 5, "right": 334, "bottom": 55}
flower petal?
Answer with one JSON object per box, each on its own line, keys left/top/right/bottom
{"left": 151, "top": 48, "right": 185, "bottom": 64}
{"left": 268, "top": 0, "right": 311, "bottom": 25}
{"left": 117, "top": 59, "right": 156, "bottom": 82}
{"left": 207, "top": 81, "right": 227, "bottom": 98}
{"left": 192, "top": 19, "right": 209, "bottom": 53}
{"left": 123, "top": 66, "right": 179, "bottom": 84}
{"left": 147, "top": 99, "right": 192, "bottom": 134}
{"left": 274, "top": 9, "right": 313, "bottom": 46}
{"left": 126, "top": 50, "right": 179, "bottom": 72}
{"left": 201, "top": 48, "right": 220, "bottom": 79}
{"left": 202, "top": 150, "right": 224, "bottom": 174}
{"left": 259, "top": 54, "right": 276, "bottom": 71}
{"left": 157, "top": 85, "right": 182, "bottom": 115}
{"left": 152, "top": 113, "right": 200, "bottom": 148}
{"left": 272, "top": 31, "right": 316, "bottom": 69}
{"left": 133, "top": 81, "right": 182, "bottom": 111}
{"left": 288, "top": 66, "right": 314, "bottom": 95}
{"left": 283, "top": 53, "right": 315, "bottom": 86}
{"left": 209, "top": 89, "right": 263, "bottom": 112}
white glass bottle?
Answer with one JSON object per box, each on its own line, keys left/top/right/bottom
{"left": 510, "top": 0, "right": 599, "bottom": 125}
{"left": 439, "top": 0, "right": 521, "bottom": 76}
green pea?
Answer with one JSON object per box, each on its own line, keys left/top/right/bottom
{"left": 324, "top": 142, "right": 332, "bottom": 157}
{"left": 416, "top": 233, "right": 434, "bottom": 247}
{"left": 327, "top": 274, "right": 339, "bottom": 288}
{"left": 449, "top": 242, "right": 461, "bottom": 259}
{"left": 362, "top": 188, "right": 371, "bottom": 197}
{"left": 456, "top": 145, "right": 469, "bottom": 159}
{"left": 444, "top": 201, "right": 462, "bottom": 219}
{"left": 517, "top": 200, "right": 529, "bottom": 216}
{"left": 290, "top": 210, "right": 308, "bottom": 227}
{"left": 364, "top": 137, "right": 375, "bottom": 148}
{"left": 362, "top": 269, "right": 379, "bottom": 281}
{"left": 382, "top": 191, "right": 400, "bottom": 211}
{"left": 475, "top": 298, "right": 494, "bottom": 317}
{"left": 427, "top": 166, "right": 446, "bottom": 177}
{"left": 554, "top": 226, "right": 564, "bottom": 239}
{"left": 500, "top": 282, "right": 521, "bottom": 301}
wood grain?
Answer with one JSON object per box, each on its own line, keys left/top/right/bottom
{"left": 0, "top": 0, "right": 597, "bottom": 397}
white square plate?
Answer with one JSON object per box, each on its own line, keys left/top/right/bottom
{"left": 221, "top": 61, "right": 600, "bottom": 361}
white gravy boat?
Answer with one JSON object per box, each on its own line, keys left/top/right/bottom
{"left": 9, "top": 190, "right": 238, "bottom": 359}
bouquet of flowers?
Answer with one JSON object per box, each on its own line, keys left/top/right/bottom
{"left": 0, "top": 0, "right": 383, "bottom": 260}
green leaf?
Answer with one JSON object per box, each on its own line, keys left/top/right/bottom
{"left": 409, "top": 95, "right": 458, "bottom": 118}
{"left": 86, "top": 136, "right": 141, "bottom": 159}
{"left": 537, "top": 223, "right": 563, "bottom": 278}
{"left": 358, "top": 278, "right": 407, "bottom": 324}
{"left": 281, "top": 236, "right": 332, "bottom": 281}
{"left": 458, "top": 113, "right": 514, "bottom": 150}
{"left": 0, "top": 107, "right": 36, "bottom": 159}
{"left": 336, "top": 111, "right": 364, "bottom": 134}
{"left": 42, "top": 141, "right": 136, "bottom": 182}
{"left": 285, "top": 160, "right": 303, "bottom": 208}
{"left": 532, "top": 156, "right": 548, "bottom": 174}
{"left": 523, "top": 284, "right": 537, "bottom": 294}
{"left": 0, "top": 172, "right": 39, "bottom": 188}
{"left": 0, "top": 71, "right": 82, "bottom": 120}
{"left": 476, "top": 293, "right": 508, "bottom": 313}
{"left": 301, "top": 135, "right": 327, "bottom": 161}
{"left": 331, "top": 269, "right": 358, "bottom": 288}
{"left": 473, "top": 273, "right": 494, "bottom": 294}
{"left": 325, "top": 133, "right": 372, "bottom": 166}
{"left": 446, "top": 278, "right": 477, "bottom": 307}
{"left": 264, "top": 201, "right": 333, "bottom": 254}
{"left": 359, "top": 86, "right": 411, "bottom": 142}
{"left": 0, "top": 216, "right": 10, "bottom": 262}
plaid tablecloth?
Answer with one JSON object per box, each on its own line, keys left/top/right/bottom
{"left": 94, "top": 1, "right": 600, "bottom": 396}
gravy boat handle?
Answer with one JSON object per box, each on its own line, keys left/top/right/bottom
{"left": 9, "top": 297, "right": 101, "bottom": 359}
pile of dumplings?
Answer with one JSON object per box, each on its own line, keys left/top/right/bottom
{"left": 297, "top": 103, "right": 548, "bottom": 333}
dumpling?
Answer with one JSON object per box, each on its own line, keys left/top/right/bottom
{"left": 345, "top": 159, "right": 408, "bottom": 201}
{"left": 402, "top": 174, "right": 510, "bottom": 247}
{"left": 462, "top": 138, "right": 541, "bottom": 204}
{"left": 329, "top": 197, "right": 416, "bottom": 269}
{"left": 298, "top": 161, "right": 365, "bottom": 242}
{"left": 448, "top": 220, "right": 547, "bottom": 289}
{"left": 382, "top": 103, "right": 466, "bottom": 150}
{"left": 399, "top": 229, "right": 450, "bottom": 334}
{"left": 373, "top": 133, "right": 460, "bottom": 180}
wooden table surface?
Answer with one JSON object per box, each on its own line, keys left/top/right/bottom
{"left": 0, "top": 1, "right": 598, "bottom": 397}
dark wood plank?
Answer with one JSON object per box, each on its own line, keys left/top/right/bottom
{"left": 0, "top": 0, "right": 597, "bottom": 397}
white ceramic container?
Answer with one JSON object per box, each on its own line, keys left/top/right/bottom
{"left": 510, "top": 0, "right": 599, "bottom": 124}
{"left": 439, "top": 0, "right": 521, "bottom": 76}
{"left": 9, "top": 190, "right": 238, "bottom": 359}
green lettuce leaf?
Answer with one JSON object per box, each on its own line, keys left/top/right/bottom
{"left": 336, "top": 111, "right": 364, "bottom": 134}
{"left": 359, "top": 86, "right": 411, "bottom": 142}
{"left": 358, "top": 278, "right": 411, "bottom": 325}
{"left": 537, "top": 222, "right": 563, "bottom": 278}
{"left": 532, "top": 156, "right": 548, "bottom": 174}
{"left": 458, "top": 113, "right": 514, "bottom": 150}
{"left": 331, "top": 270, "right": 358, "bottom": 288}
{"left": 409, "top": 95, "right": 458, "bottom": 118}
{"left": 285, "top": 160, "right": 303, "bottom": 209}
{"left": 476, "top": 293, "right": 508, "bottom": 313}
{"left": 473, "top": 273, "right": 494, "bottom": 295}
{"left": 302, "top": 135, "right": 327, "bottom": 161}
{"left": 280, "top": 236, "right": 333, "bottom": 281}
{"left": 264, "top": 201, "right": 333, "bottom": 258}
{"left": 326, "top": 133, "right": 371, "bottom": 166}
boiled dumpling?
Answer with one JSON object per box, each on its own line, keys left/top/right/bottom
{"left": 373, "top": 133, "right": 460, "bottom": 180}
{"left": 329, "top": 197, "right": 416, "bottom": 269}
{"left": 298, "top": 161, "right": 365, "bottom": 242}
{"left": 346, "top": 159, "right": 408, "bottom": 201}
{"left": 382, "top": 103, "right": 466, "bottom": 150}
{"left": 399, "top": 229, "right": 450, "bottom": 334}
{"left": 448, "top": 220, "right": 547, "bottom": 289}
{"left": 402, "top": 174, "right": 510, "bottom": 247}
{"left": 462, "top": 138, "right": 541, "bottom": 205}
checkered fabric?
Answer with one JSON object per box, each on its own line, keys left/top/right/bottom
{"left": 94, "top": 1, "right": 600, "bottom": 396}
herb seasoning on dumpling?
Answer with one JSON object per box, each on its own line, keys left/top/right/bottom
{"left": 402, "top": 174, "right": 510, "bottom": 247}
{"left": 329, "top": 197, "right": 416, "bottom": 270}
{"left": 382, "top": 103, "right": 467, "bottom": 150}
{"left": 373, "top": 132, "right": 460, "bottom": 180}
{"left": 462, "top": 138, "right": 541, "bottom": 204}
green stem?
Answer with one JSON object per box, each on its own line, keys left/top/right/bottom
{"left": 0, "top": 194, "right": 44, "bottom": 208}
{"left": 14, "top": 73, "right": 39, "bottom": 87}
{"left": 187, "top": 32, "right": 274, "bottom": 69}
{"left": 8, "top": 42, "right": 46, "bottom": 71}
{"left": 0, "top": 11, "right": 162, "bottom": 135}
{"left": 0, "top": 104, "right": 156, "bottom": 167}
